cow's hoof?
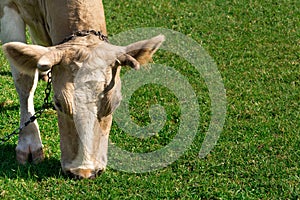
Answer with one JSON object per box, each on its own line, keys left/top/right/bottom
{"left": 16, "top": 149, "right": 29, "bottom": 165}
{"left": 16, "top": 147, "right": 44, "bottom": 164}
{"left": 31, "top": 147, "right": 45, "bottom": 164}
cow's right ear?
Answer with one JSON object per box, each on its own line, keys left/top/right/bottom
{"left": 2, "top": 42, "right": 49, "bottom": 76}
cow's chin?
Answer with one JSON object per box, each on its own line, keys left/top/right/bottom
{"left": 57, "top": 112, "right": 111, "bottom": 179}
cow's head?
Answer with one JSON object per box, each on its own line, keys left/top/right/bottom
{"left": 3, "top": 34, "right": 164, "bottom": 179}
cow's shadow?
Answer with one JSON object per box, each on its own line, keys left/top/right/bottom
{"left": 0, "top": 143, "right": 63, "bottom": 180}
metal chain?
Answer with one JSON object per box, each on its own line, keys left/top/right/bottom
{"left": 59, "top": 30, "right": 109, "bottom": 44}
{"left": 0, "top": 70, "right": 53, "bottom": 144}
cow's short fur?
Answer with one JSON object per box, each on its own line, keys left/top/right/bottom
{"left": 0, "top": 0, "right": 164, "bottom": 179}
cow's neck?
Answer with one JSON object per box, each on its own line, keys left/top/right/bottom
{"left": 11, "top": 0, "right": 107, "bottom": 45}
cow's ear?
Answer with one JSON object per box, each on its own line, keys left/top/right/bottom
{"left": 2, "top": 42, "right": 49, "bottom": 76}
{"left": 118, "top": 35, "right": 165, "bottom": 69}
{"left": 37, "top": 50, "right": 64, "bottom": 72}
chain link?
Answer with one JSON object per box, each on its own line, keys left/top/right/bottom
{"left": 0, "top": 70, "right": 53, "bottom": 144}
{"left": 59, "top": 30, "right": 109, "bottom": 44}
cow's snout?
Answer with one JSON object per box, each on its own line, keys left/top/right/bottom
{"left": 65, "top": 168, "right": 104, "bottom": 179}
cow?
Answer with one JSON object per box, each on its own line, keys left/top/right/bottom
{"left": 0, "top": 0, "right": 164, "bottom": 179}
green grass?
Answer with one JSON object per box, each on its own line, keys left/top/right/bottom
{"left": 0, "top": 0, "right": 299, "bottom": 199}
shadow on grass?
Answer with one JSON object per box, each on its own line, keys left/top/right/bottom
{"left": 0, "top": 143, "right": 63, "bottom": 180}
{"left": 0, "top": 71, "right": 11, "bottom": 77}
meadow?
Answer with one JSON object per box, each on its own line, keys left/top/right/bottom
{"left": 0, "top": 0, "right": 299, "bottom": 199}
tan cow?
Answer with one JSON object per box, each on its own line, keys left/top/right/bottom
{"left": 0, "top": 0, "right": 164, "bottom": 179}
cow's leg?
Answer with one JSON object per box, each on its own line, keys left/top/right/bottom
{"left": 0, "top": 6, "right": 44, "bottom": 164}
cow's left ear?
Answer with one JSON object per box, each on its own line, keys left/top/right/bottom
{"left": 117, "top": 35, "right": 165, "bottom": 69}
{"left": 2, "top": 42, "right": 49, "bottom": 76}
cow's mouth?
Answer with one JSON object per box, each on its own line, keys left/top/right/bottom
{"left": 65, "top": 168, "right": 105, "bottom": 179}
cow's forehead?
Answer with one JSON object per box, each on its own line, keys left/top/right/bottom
{"left": 51, "top": 39, "right": 119, "bottom": 102}
{"left": 55, "top": 36, "right": 124, "bottom": 69}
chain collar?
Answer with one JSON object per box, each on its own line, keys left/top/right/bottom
{"left": 59, "top": 30, "right": 109, "bottom": 44}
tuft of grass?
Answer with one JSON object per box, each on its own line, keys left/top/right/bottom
{"left": 1, "top": 0, "right": 299, "bottom": 199}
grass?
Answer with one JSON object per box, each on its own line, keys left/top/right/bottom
{"left": 0, "top": 0, "right": 299, "bottom": 199}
